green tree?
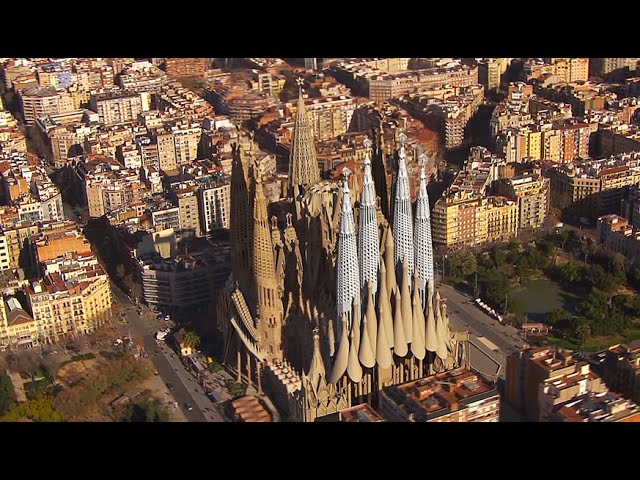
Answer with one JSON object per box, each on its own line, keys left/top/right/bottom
{"left": 560, "top": 261, "right": 584, "bottom": 284}
{"left": 559, "top": 229, "right": 572, "bottom": 250}
{"left": 447, "top": 250, "right": 477, "bottom": 281}
{"left": 478, "top": 267, "right": 509, "bottom": 309}
{"left": 183, "top": 331, "right": 201, "bottom": 350}
{"left": 575, "top": 322, "right": 591, "bottom": 352}
{"left": 546, "top": 308, "right": 572, "bottom": 327}
{"left": 0, "top": 374, "right": 15, "bottom": 415}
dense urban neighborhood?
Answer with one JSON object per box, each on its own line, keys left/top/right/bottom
{"left": 0, "top": 57, "right": 639, "bottom": 422}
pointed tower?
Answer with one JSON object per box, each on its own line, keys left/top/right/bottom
{"left": 400, "top": 258, "right": 413, "bottom": 345}
{"left": 414, "top": 153, "right": 434, "bottom": 307}
{"left": 393, "top": 290, "right": 408, "bottom": 358}
{"left": 328, "top": 314, "right": 349, "bottom": 383}
{"left": 364, "top": 281, "right": 377, "bottom": 356}
{"left": 411, "top": 269, "right": 426, "bottom": 360}
{"left": 252, "top": 173, "right": 284, "bottom": 361}
{"left": 372, "top": 126, "right": 389, "bottom": 218}
{"left": 358, "top": 138, "right": 380, "bottom": 297}
{"left": 336, "top": 171, "right": 360, "bottom": 333}
{"left": 289, "top": 81, "right": 320, "bottom": 193}
{"left": 425, "top": 280, "right": 438, "bottom": 353}
{"left": 230, "top": 143, "right": 253, "bottom": 298}
{"left": 306, "top": 327, "right": 326, "bottom": 392}
{"left": 392, "top": 133, "right": 414, "bottom": 284}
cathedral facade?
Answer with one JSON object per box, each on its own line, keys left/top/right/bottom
{"left": 217, "top": 89, "right": 468, "bottom": 422}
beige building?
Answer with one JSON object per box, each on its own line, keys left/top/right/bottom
{"left": 89, "top": 91, "right": 150, "bottom": 126}
{"left": 506, "top": 346, "right": 587, "bottom": 421}
{"left": 597, "top": 215, "right": 640, "bottom": 264}
{"left": 591, "top": 58, "right": 639, "bottom": 77}
{"left": 485, "top": 196, "right": 519, "bottom": 243}
{"left": 477, "top": 58, "right": 510, "bottom": 90}
{"left": 0, "top": 298, "right": 39, "bottom": 350}
{"left": 198, "top": 181, "right": 230, "bottom": 233}
{"left": 496, "top": 174, "right": 549, "bottom": 230}
{"left": 0, "top": 223, "right": 40, "bottom": 270}
{"left": 379, "top": 368, "right": 500, "bottom": 422}
{"left": 20, "top": 86, "right": 68, "bottom": 125}
{"left": 537, "top": 363, "right": 606, "bottom": 422}
{"left": 602, "top": 341, "right": 640, "bottom": 404}
{"left": 432, "top": 192, "right": 518, "bottom": 249}
{"left": 549, "top": 58, "right": 590, "bottom": 82}
{"left": 290, "top": 95, "right": 356, "bottom": 142}
{"left": 172, "top": 124, "right": 201, "bottom": 166}
{"left": 156, "top": 129, "right": 177, "bottom": 172}
{"left": 548, "top": 156, "right": 640, "bottom": 220}
{"left": 175, "top": 184, "right": 201, "bottom": 238}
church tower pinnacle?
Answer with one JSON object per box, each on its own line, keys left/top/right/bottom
{"left": 392, "top": 132, "right": 414, "bottom": 284}
{"left": 414, "top": 153, "right": 434, "bottom": 306}
{"left": 336, "top": 169, "right": 360, "bottom": 333}
{"left": 358, "top": 138, "right": 380, "bottom": 298}
{"left": 289, "top": 79, "right": 320, "bottom": 193}
{"left": 252, "top": 172, "right": 284, "bottom": 361}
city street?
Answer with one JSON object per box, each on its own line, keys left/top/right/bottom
{"left": 438, "top": 283, "right": 526, "bottom": 379}
{"left": 111, "top": 285, "right": 225, "bottom": 422}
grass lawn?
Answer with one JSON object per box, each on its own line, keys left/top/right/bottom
{"left": 546, "top": 327, "right": 640, "bottom": 352}
{"left": 510, "top": 278, "right": 583, "bottom": 321}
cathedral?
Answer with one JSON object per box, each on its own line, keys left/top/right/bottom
{"left": 217, "top": 87, "right": 468, "bottom": 422}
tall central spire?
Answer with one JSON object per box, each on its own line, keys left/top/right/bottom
{"left": 289, "top": 80, "right": 320, "bottom": 193}
{"left": 358, "top": 138, "right": 380, "bottom": 298}
{"left": 336, "top": 169, "right": 360, "bottom": 332}
{"left": 414, "top": 153, "right": 434, "bottom": 307}
{"left": 392, "top": 132, "right": 414, "bottom": 284}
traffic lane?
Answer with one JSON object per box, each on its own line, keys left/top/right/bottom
{"left": 440, "top": 284, "right": 521, "bottom": 356}
{"left": 117, "top": 296, "right": 208, "bottom": 421}
{"left": 144, "top": 335, "right": 208, "bottom": 422}
{"left": 155, "top": 341, "right": 224, "bottom": 422}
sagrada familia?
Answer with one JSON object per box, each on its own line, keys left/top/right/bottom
{"left": 217, "top": 87, "right": 469, "bottom": 422}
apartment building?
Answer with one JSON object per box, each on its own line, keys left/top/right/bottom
{"left": 496, "top": 173, "right": 549, "bottom": 230}
{"left": 601, "top": 341, "right": 640, "bottom": 404}
{"left": 83, "top": 163, "right": 143, "bottom": 218}
{"left": 198, "top": 181, "right": 230, "bottom": 233}
{"left": 289, "top": 95, "right": 356, "bottom": 142}
{"left": 164, "top": 58, "right": 208, "bottom": 78}
{"left": 506, "top": 346, "right": 583, "bottom": 421}
{"left": 19, "top": 86, "right": 68, "bottom": 125}
{"left": 477, "top": 58, "right": 510, "bottom": 90}
{"left": 139, "top": 254, "right": 212, "bottom": 315}
{"left": 89, "top": 90, "right": 150, "bottom": 126}
{"left": 379, "top": 368, "right": 500, "bottom": 422}
{"left": 548, "top": 153, "right": 640, "bottom": 219}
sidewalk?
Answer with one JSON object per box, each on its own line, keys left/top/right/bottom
{"left": 7, "top": 371, "right": 27, "bottom": 402}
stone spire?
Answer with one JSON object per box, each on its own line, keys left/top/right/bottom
{"left": 289, "top": 80, "right": 320, "bottom": 193}
{"left": 425, "top": 280, "right": 438, "bottom": 353}
{"left": 328, "top": 314, "right": 349, "bottom": 383}
{"left": 393, "top": 290, "right": 408, "bottom": 357}
{"left": 373, "top": 125, "right": 389, "bottom": 218}
{"left": 414, "top": 153, "right": 434, "bottom": 307}
{"left": 378, "top": 260, "right": 394, "bottom": 348}
{"left": 384, "top": 228, "right": 396, "bottom": 296}
{"left": 400, "top": 258, "right": 413, "bottom": 345}
{"left": 392, "top": 133, "right": 414, "bottom": 285}
{"left": 358, "top": 139, "right": 380, "bottom": 297}
{"left": 411, "top": 269, "right": 426, "bottom": 360}
{"left": 336, "top": 171, "right": 360, "bottom": 333}
{"left": 434, "top": 290, "right": 448, "bottom": 360}
{"left": 252, "top": 174, "right": 284, "bottom": 361}
{"left": 306, "top": 327, "right": 326, "bottom": 391}
{"left": 364, "top": 281, "right": 377, "bottom": 356}
{"left": 230, "top": 143, "right": 253, "bottom": 299}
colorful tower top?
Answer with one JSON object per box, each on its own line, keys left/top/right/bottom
{"left": 358, "top": 137, "right": 380, "bottom": 297}
{"left": 289, "top": 79, "right": 320, "bottom": 193}
{"left": 336, "top": 169, "right": 360, "bottom": 331}
{"left": 392, "top": 132, "right": 414, "bottom": 283}
{"left": 414, "top": 153, "right": 434, "bottom": 305}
